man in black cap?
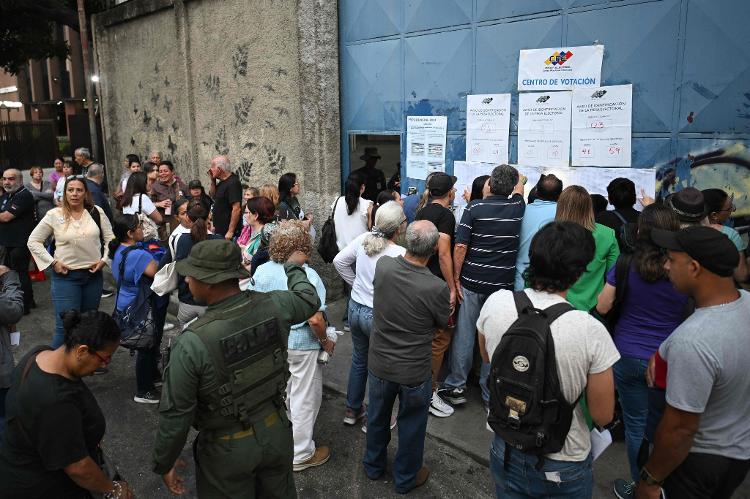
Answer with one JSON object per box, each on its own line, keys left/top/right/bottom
{"left": 635, "top": 227, "right": 749, "bottom": 499}
{"left": 153, "top": 239, "right": 320, "bottom": 498}
{"left": 415, "top": 172, "right": 457, "bottom": 418}
{"left": 354, "top": 147, "right": 386, "bottom": 201}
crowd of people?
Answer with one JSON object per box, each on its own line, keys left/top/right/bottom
{"left": 0, "top": 144, "right": 747, "bottom": 499}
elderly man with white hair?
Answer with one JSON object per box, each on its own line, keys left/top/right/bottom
{"left": 208, "top": 156, "right": 242, "bottom": 240}
{"left": 74, "top": 147, "right": 108, "bottom": 193}
{"left": 363, "top": 220, "right": 450, "bottom": 494}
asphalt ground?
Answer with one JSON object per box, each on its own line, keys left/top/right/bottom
{"left": 8, "top": 274, "right": 750, "bottom": 498}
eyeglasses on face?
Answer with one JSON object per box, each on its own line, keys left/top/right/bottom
{"left": 90, "top": 350, "right": 113, "bottom": 365}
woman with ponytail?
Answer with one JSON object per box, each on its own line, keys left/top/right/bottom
{"left": 173, "top": 201, "right": 224, "bottom": 329}
{"left": 109, "top": 214, "right": 160, "bottom": 404}
{"left": 333, "top": 201, "right": 407, "bottom": 429}
{"left": 0, "top": 310, "right": 134, "bottom": 499}
{"left": 333, "top": 171, "right": 372, "bottom": 251}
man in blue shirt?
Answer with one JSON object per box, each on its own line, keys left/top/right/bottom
{"left": 514, "top": 174, "right": 562, "bottom": 290}
{"left": 440, "top": 165, "right": 525, "bottom": 407}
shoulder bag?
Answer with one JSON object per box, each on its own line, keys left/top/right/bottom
{"left": 317, "top": 196, "right": 340, "bottom": 263}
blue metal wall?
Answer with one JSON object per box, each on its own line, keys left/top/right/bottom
{"left": 339, "top": 0, "right": 750, "bottom": 197}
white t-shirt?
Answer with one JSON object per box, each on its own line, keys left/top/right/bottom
{"left": 53, "top": 175, "right": 68, "bottom": 204}
{"left": 168, "top": 225, "right": 191, "bottom": 259}
{"left": 119, "top": 173, "right": 131, "bottom": 193}
{"left": 333, "top": 232, "right": 405, "bottom": 308}
{"left": 122, "top": 194, "right": 156, "bottom": 216}
{"left": 478, "top": 288, "right": 620, "bottom": 462}
{"left": 332, "top": 196, "right": 371, "bottom": 251}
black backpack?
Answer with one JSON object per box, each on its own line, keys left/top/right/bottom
{"left": 317, "top": 196, "right": 340, "bottom": 263}
{"left": 611, "top": 210, "right": 637, "bottom": 254}
{"left": 111, "top": 246, "right": 156, "bottom": 351}
{"left": 488, "top": 291, "right": 579, "bottom": 463}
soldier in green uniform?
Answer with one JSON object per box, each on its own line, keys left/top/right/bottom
{"left": 152, "top": 239, "right": 320, "bottom": 498}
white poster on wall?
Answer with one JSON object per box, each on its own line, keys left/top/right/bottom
{"left": 518, "top": 45, "right": 604, "bottom": 91}
{"left": 517, "top": 91, "right": 572, "bottom": 167}
{"left": 571, "top": 84, "right": 632, "bottom": 167}
{"left": 452, "top": 160, "right": 494, "bottom": 223}
{"left": 466, "top": 94, "right": 511, "bottom": 164}
{"left": 406, "top": 116, "right": 448, "bottom": 180}
{"left": 452, "top": 161, "right": 656, "bottom": 221}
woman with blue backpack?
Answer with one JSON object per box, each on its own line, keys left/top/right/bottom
{"left": 109, "top": 214, "right": 161, "bottom": 404}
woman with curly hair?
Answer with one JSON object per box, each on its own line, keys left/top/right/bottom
{"left": 333, "top": 201, "right": 406, "bottom": 431}
{"left": 248, "top": 220, "right": 332, "bottom": 471}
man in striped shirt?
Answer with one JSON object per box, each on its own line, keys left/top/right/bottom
{"left": 439, "top": 164, "right": 525, "bottom": 407}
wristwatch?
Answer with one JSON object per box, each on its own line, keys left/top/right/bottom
{"left": 639, "top": 466, "right": 664, "bottom": 486}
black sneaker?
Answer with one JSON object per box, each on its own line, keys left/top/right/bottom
{"left": 133, "top": 391, "right": 160, "bottom": 404}
{"left": 101, "top": 288, "right": 115, "bottom": 299}
{"left": 438, "top": 387, "right": 467, "bottom": 405}
{"left": 94, "top": 367, "right": 109, "bottom": 375}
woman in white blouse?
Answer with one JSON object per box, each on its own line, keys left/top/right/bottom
{"left": 28, "top": 175, "right": 115, "bottom": 348}
{"left": 333, "top": 172, "right": 372, "bottom": 251}
{"left": 333, "top": 201, "right": 406, "bottom": 430}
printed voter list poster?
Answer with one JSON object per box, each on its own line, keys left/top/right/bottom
{"left": 518, "top": 45, "right": 603, "bottom": 91}
{"left": 406, "top": 116, "right": 448, "bottom": 180}
{"left": 518, "top": 91, "right": 572, "bottom": 167}
{"left": 466, "top": 94, "right": 511, "bottom": 164}
{"left": 571, "top": 84, "right": 632, "bottom": 167}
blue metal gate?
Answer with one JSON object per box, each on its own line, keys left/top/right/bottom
{"left": 339, "top": 0, "right": 750, "bottom": 214}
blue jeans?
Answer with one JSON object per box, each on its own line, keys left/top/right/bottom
{"left": 364, "top": 372, "right": 431, "bottom": 494}
{"left": 346, "top": 300, "right": 373, "bottom": 412}
{"left": 50, "top": 270, "right": 103, "bottom": 348}
{"left": 444, "top": 286, "right": 488, "bottom": 390}
{"left": 490, "top": 437, "right": 593, "bottom": 498}
{"left": 614, "top": 356, "right": 649, "bottom": 482}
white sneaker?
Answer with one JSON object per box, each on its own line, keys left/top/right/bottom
{"left": 163, "top": 322, "right": 175, "bottom": 332}
{"left": 429, "top": 391, "right": 454, "bottom": 417}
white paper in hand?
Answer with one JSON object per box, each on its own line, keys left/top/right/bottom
{"left": 590, "top": 428, "right": 613, "bottom": 460}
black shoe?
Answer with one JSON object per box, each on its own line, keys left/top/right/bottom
{"left": 94, "top": 367, "right": 109, "bottom": 375}
{"left": 101, "top": 288, "right": 115, "bottom": 299}
{"left": 29, "top": 300, "right": 37, "bottom": 309}
{"left": 23, "top": 307, "right": 31, "bottom": 315}
{"left": 438, "top": 387, "right": 467, "bottom": 405}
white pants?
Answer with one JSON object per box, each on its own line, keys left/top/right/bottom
{"left": 177, "top": 302, "right": 207, "bottom": 331}
{"left": 286, "top": 349, "right": 323, "bottom": 464}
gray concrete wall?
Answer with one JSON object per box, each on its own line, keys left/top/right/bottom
{"left": 92, "top": 0, "right": 342, "bottom": 293}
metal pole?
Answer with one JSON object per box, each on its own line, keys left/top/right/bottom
{"left": 76, "top": 0, "right": 99, "bottom": 161}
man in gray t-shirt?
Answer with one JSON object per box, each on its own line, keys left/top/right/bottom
{"left": 637, "top": 227, "right": 749, "bottom": 499}
{"left": 364, "top": 221, "right": 449, "bottom": 495}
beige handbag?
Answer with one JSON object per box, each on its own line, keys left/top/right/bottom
{"left": 151, "top": 261, "right": 178, "bottom": 296}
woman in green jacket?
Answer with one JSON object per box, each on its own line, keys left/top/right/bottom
{"left": 555, "top": 185, "right": 620, "bottom": 311}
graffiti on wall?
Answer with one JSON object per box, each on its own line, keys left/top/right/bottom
{"left": 656, "top": 143, "right": 750, "bottom": 220}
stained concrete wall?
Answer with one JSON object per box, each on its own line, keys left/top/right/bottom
{"left": 93, "top": 0, "right": 342, "bottom": 291}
